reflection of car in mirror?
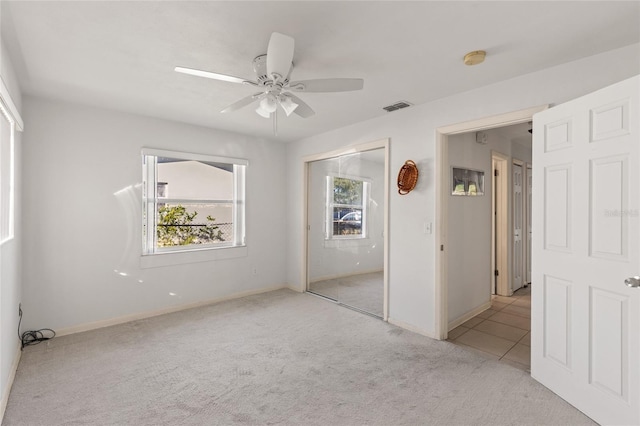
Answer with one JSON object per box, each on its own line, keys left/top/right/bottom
{"left": 334, "top": 211, "right": 362, "bottom": 235}
{"left": 333, "top": 208, "right": 354, "bottom": 220}
{"left": 332, "top": 209, "right": 363, "bottom": 236}
{"left": 340, "top": 211, "right": 361, "bottom": 222}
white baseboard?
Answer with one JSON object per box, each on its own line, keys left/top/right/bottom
{"left": 388, "top": 317, "right": 438, "bottom": 340}
{"left": 1, "top": 347, "right": 21, "bottom": 423}
{"left": 285, "top": 283, "right": 304, "bottom": 293}
{"left": 56, "top": 284, "right": 288, "bottom": 337}
{"left": 448, "top": 301, "right": 492, "bottom": 331}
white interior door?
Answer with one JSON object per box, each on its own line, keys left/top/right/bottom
{"left": 512, "top": 162, "right": 524, "bottom": 292}
{"left": 531, "top": 75, "right": 639, "bottom": 425}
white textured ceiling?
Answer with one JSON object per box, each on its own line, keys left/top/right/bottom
{"left": 2, "top": 1, "right": 639, "bottom": 142}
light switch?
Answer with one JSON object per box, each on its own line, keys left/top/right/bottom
{"left": 424, "top": 222, "right": 432, "bottom": 234}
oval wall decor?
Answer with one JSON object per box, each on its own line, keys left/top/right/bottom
{"left": 397, "top": 160, "right": 418, "bottom": 195}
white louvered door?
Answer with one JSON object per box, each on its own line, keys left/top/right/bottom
{"left": 513, "top": 162, "right": 524, "bottom": 292}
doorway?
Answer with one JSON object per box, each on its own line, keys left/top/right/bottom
{"left": 303, "top": 139, "right": 389, "bottom": 319}
{"left": 435, "top": 106, "right": 546, "bottom": 340}
{"left": 440, "top": 120, "right": 536, "bottom": 370}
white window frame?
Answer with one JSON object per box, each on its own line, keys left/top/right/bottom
{"left": 141, "top": 148, "right": 247, "bottom": 257}
{"left": 0, "top": 90, "right": 18, "bottom": 245}
{"left": 325, "top": 174, "right": 370, "bottom": 240}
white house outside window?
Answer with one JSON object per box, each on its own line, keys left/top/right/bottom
{"left": 326, "top": 176, "right": 369, "bottom": 239}
{"left": 142, "top": 149, "right": 246, "bottom": 255}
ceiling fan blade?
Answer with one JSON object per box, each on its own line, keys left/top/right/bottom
{"left": 266, "top": 32, "right": 294, "bottom": 79}
{"left": 286, "top": 94, "right": 315, "bottom": 118}
{"left": 220, "top": 93, "right": 262, "bottom": 113}
{"left": 175, "top": 66, "right": 257, "bottom": 85}
{"left": 288, "top": 78, "right": 364, "bottom": 93}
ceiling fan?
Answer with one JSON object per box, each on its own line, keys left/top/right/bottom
{"left": 175, "top": 32, "right": 364, "bottom": 134}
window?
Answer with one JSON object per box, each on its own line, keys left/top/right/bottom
{"left": 142, "top": 149, "right": 246, "bottom": 255}
{"left": 326, "top": 176, "right": 369, "bottom": 239}
{"left": 0, "top": 101, "right": 15, "bottom": 244}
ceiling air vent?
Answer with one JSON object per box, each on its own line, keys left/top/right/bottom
{"left": 383, "top": 101, "right": 413, "bottom": 112}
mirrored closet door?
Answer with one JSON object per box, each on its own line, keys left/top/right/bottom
{"left": 306, "top": 148, "right": 385, "bottom": 317}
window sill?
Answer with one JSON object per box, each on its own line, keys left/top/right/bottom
{"left": 323, "top": 237, "right": 371, "bottom": 248}
{"left": 140, "top": 245, "right": 247, "bottom": 269}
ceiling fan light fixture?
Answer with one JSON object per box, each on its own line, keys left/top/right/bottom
{"left": 280, "top": 96, "right": 299, "bottom": 116}
{"left": 259, "top": 96, "right": 278, "bottom": 113}
{"left": 255, "top": 105, "right": 271, "bottom": 118}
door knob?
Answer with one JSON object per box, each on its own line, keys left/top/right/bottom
{"left": 625, "top": 276, "right": 640, "bottom": 288}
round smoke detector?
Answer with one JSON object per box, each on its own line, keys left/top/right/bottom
{"left": 464, "top": 50, "right": 486, "bottom": 66}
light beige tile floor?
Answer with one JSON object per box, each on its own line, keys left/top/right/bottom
{"left": 448, "top": 286, "right": 531, "bottom": 371}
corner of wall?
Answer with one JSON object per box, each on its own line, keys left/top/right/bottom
{"left": 0, "top": 38, "right": 23, "bottom": 425}
{"left": 0, "top": 348, "right": 21, "bottom": 421}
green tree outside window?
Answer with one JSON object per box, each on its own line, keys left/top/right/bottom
{"left": 157, "top": 205, "right": 224, "bottom": 247}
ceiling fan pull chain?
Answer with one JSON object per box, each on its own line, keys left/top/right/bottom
{"left": 273, "top": 109, "right": 278, "bottom": 136}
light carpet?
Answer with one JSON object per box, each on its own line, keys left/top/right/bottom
{"left": 309, "top": 271, "right": 383, "bottom": 317}
{"left": 3, "top": 289, "right": 594, "bottom": 425}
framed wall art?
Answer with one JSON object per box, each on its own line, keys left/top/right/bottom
{"left": 451, "top": 167, "right": 484, "bottom": 196}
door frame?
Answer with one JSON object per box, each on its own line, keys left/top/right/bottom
{"left": 301, "top": 138, "right": 390, "bottom": 320}
{"left": 492, "top": 151, "right": 509, "bottom": 296}
{"left": 435, "top": 105, "right": 547, "bottom": 339}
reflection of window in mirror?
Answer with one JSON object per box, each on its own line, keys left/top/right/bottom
{"left": 326, "top": 176, "right": 369, "bottom": 239}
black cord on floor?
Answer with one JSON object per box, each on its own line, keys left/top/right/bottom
{"left": 17, "top": 304, "right": 55, "bottom": 350}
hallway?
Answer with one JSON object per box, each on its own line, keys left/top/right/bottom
{"left": 448, "top": 287, "right": 531, "bottom": 371}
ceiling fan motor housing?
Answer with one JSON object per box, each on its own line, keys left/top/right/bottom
{"left": 253, "top": 54, "right": 292, "bottom": 87}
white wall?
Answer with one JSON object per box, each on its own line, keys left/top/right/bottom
{"left": 0, "top": 39, "right": 23, "bottom": 419}
{"left": 307, "top": 154, "right": 384, "bottom": 282}
{"left": 512, "top": 141, "right": 532, "bottom": 165}
{"left": 446, "top": 132, "right": 493, "bottom": 324}
{"left": 20, "top": 97, "right": 288, "bottom": 332}
{"left": 285, "top": 43, "right": 640, "bottom": 338}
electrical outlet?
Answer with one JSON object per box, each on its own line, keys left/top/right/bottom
{"left": 18, "top": 302, "right": 22, "bottom": 317}
{"left": 252, "top": 268, "right": 257, "bottom": 275}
